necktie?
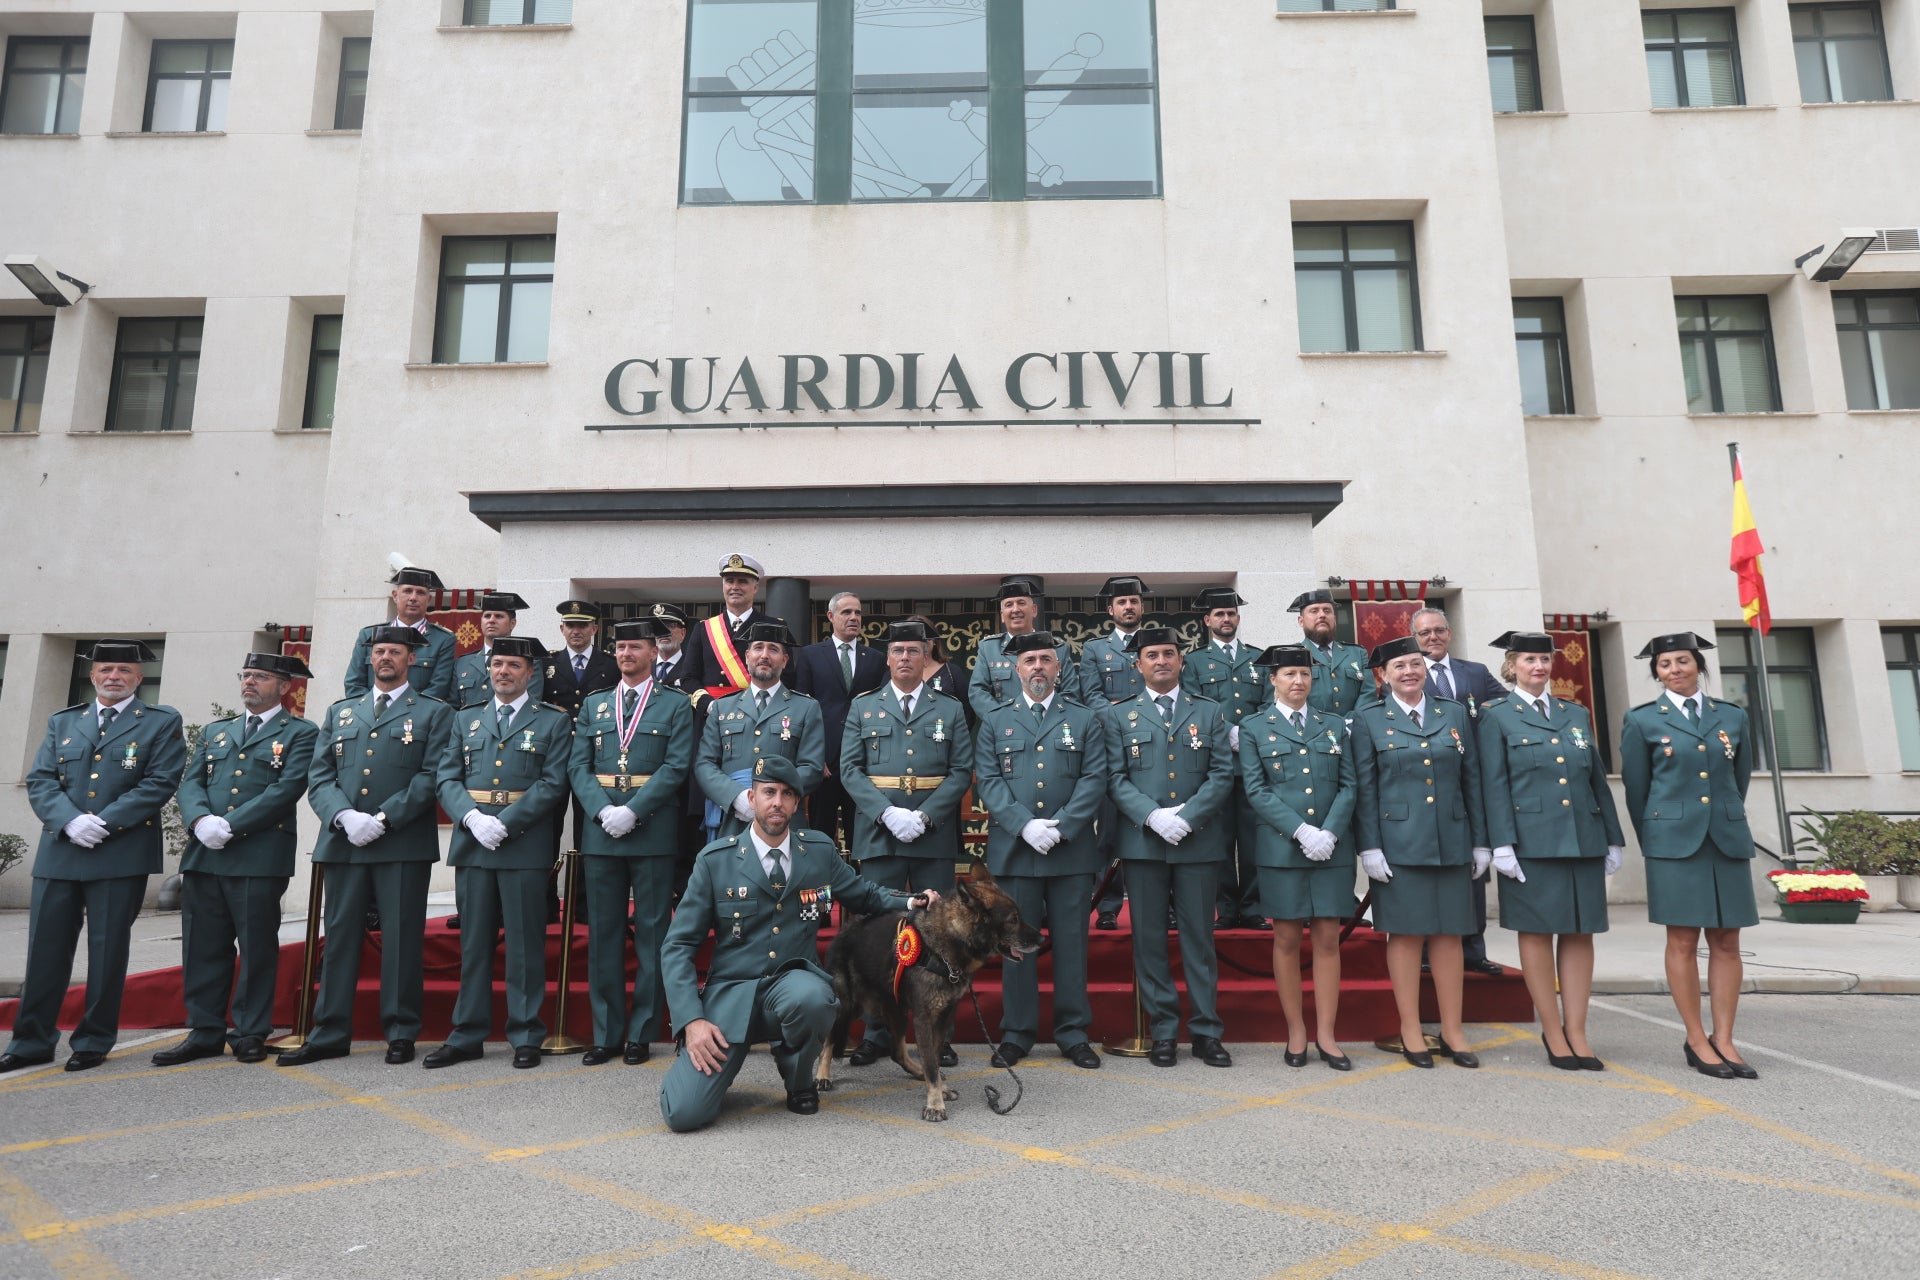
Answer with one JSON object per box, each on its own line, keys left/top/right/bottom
{"left": 654, "top": 661, "right": 666, "bottom": 682}
{"left": 766, "top": 849, "right": 787, "bottom": 886}
{"left": 1291, "top": 710, "right": 1305, "bottom": 732}
{"left": 1684, "top": 699, "right": 1699, "bottom": 723}
{"left": 573, "top": 654, "right": 587, "bottom": 681}
{"left": 99, "top": 704, "right": 118, "bottom": 733}
{"left": 374, "top": 693, "right": 390, "bottom": 720}
{"left": 1534, "top": 697, "right": 1549, "bottom": 721}
{"left": 1411, "top": 707, "right": 1423, "bottom": 730}
{"left": 623, "top": 687, "right": 638, "bottom": 718}
{"left": 757, "top": 689, "right": 771, "bottom": 712}
{"left": 1224, "top": 642, "right": 1236, "bottom": 663}
{"left": 1155, "top": 694, "right": 1174, "bottom": 726}
{"left": 245, "top": 714, "right": 263, "bottom": 741}
{"left": 1031, "top": 700, "right": 1045, "bottom": 722}
{"left": 839, "top": 643, "right": 854, "bottom": 690}
{"left": 900, "top": 692, "right": 914, "bottom": 720}
{"left": 1432, "top": 663, "right": 1454, "bottom": 700}
{"left": 496, "top": 703, "right": 512, "bottom": 737}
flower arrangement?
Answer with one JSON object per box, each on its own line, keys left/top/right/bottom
{"left": 1768, "top": 870, "right": 1869, "bottom": 904}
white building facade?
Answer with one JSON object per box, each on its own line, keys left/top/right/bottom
{"left": 2, "top": 0, "right": 1917, "bottom": 908}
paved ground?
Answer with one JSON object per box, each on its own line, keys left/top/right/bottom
{"left": 1, "top": 994, "right": 1914, "bottom": 1280}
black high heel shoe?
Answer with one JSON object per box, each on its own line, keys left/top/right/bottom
{"left": 1402, "top": 1047, "right": 1434, "bottom": 1068}
{"left": 1283, "top": 1046, "right": 1310, "bottom": 1068}
{"left": 1541, "top": 1032, "right": 1581, "bottom": 1072}
{"left": 1434, "top": 1039, "right": 1479, "bottom": 1069}
{"left": 1316, "top": 1045, "right": 1352, "bottom": 1072}
{"left": 1684, "top": 1040, "right": 1737, "bottom": 1079}
{"left": 1709, "top": 1037, "right": 1758, "bottom": 1080}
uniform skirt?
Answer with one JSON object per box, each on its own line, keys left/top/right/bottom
{"left": 1645, "top": 839, "right": 1759, "bottom": 929}
{"left": 1256, "top": 861, "right": 1356, "bottom": 922}
{"left": 1371, "top": 863, "right": 1476, "bottom": 936}
{"left": 1499, "top": 857, "right": 1609, "bottom": 935}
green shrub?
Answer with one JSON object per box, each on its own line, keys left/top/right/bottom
{"left": 0, "top": 832, "right": 24, "bottom": 880}
{"left": 1795, "top": 810, "right": 1904, "bottom": 875}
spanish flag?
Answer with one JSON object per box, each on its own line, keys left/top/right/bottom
{"left": 1729, "top": 447, "right": 1772, "bottom": 635}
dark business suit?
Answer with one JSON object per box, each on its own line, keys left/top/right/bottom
{"left": 680, "top": 608, "right": 767, "bottom": 693}
{"left": 1424, "top": 655, "right": 1507, "bottom": 962}
{"left": 791, "top": 637, "right": 886, "bottom": 852}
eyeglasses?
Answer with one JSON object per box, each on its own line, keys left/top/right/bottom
{"left": 1412, "top": 627, "right": 1451, "bottom": 638}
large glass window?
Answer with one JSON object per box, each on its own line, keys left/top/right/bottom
{"left": 0, "top": 35, "right": 87, "bottom": 134}
{"left": 1485, "top": 16, "right": 1542, "bottom": 113}
{"left": 69, "top": 639, "right": 165, "bottom": 706}
{"left": 1835, "top": 291, "right": 1920, "bottom": 410}
{"left": 464, "top": 1, "right": 573, "bottom": 23}
{"left": 1276, "top": 1, "right": 1396, "bottom": 10}
{"left": 1886, "top": 629, "right": 1920, "bottom": 770}
{"left": 305, "top": 314, "right": 342, "bottom": 430}
{"left": 433, "top": 236, "right": 555, "bottom": 364}
{"left": 1514, "top": 298, "right": 1574, "bottom": 415}
{"left": 1293, "top": 222, "right": 1420, "bottom": 354}
{"left": 1643, "top": 9, "right": 1744, "bottom": 107}
{"left": 682, "top": 0, "right": 1160, "bottom": 206}
{"left": 1792, "top": 3, "right": 1892, "bottom": 102}
{"left": 145, "top": 39, "right": 232, "bottom": 132}
{"left": 1715, "top": 627, "right": 1828, "bottom": 772}
{"left": 1676, "top": 295, "right": 1781, "bottom": 413}
{"left": 335, "top": 37, "right": 370, "bottom": 129}
{"left": 0, "top": 317, "right": 53, "bottom": 433}
{"left": 106, "top": 318, "right": 201, "bottom": 432}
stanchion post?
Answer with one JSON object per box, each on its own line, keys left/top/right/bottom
{"left": 267, "top": 865, "right": 324, "bottom": 1053}
{"left": 1103, "top": 943, "right": 1153, "bottom": 1058}
{"left": 542, "top": 848, "right": 587, "bottom": 1054}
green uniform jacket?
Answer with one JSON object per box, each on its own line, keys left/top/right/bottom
{"left": 1619, "top": 694, "right": 1754, "bottom": 860}
{"left": 1240, "top": 703, "right": 1357, "bottom": 868}
{"left": 177, "top": 711, "right": 319, "bottom": 878}
{"left": 1478, "top": 695, "right": 1624, "bottom": 857}
{"left": 344, "top": 621, "right": 458, "bottom": 704}
{"left": 839, "top": 685, "right": 972, "bottom": 863}
{"left": 1104, "top": 690, "right": 1234, "bottom": 863}
{"left": 661, "top": 828, "right": 910, "bottom": 1041}
{"left": 1307, "top": 641, "right": 1373, "bottom": 717}
{"left": 968, "top": 633, "right": 1085, "bottom": 723}
{"left": 1078, "top": 631, "right": 1146, "bottom": 709}
{"left": 569, "top": 682, "right": 694, "bottom": 858}
{"left": 1180, "top": 641, "right": 1265, "bottom": 726}
{"left": 438, "top": 700, "right": 575, "bottom": 870}
{"left": 308, "top": 688, "right": 451, "bottom": 864}
{"left": 972, "top": 696, "right": 1109, "bottom": 877}
{"left": 26, "top": 700, "right": 188, "bottom": 880}
{"left": 454, "top": 647, "right": 545, "bottom": 710}
{"left": 1351, "top": 697, "right": 1487, "bottom": 866}
{"left": 695, "top": 685, "right": 827, "bottom": 819}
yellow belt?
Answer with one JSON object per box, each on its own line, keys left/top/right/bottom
{"left": 468, "top": 788, "right": 527, "bottom": 805}
{"left": 595, "top": 773, "right": 654, "bottom": 789}
{"left": 866, "top": 774, "right": 948, "bottom": 794}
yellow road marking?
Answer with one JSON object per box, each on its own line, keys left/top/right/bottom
{"left": 0, "top": 1099, "right": 349, "bottom": 1155}
{"left": 0, "top": 1168, "right": 127, "bottom": 1279}
{"left": 0, "top": 1059, "right": 232, "bottom": 1093}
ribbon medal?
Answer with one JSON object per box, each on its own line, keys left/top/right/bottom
{"left": 1326, "top": 729, "right": 1342, "bottom": 756}
{"left": 1718, "top": 729, "right": 1735, "bottom": 761}
{"left": 780, "top": 715, "right": 792, "bottom": 742}
{"left": 611, "top": 680, "right": 654, "bottom": 775}
{"left": 1187, "top": 723, "right": 1205, "bottom": 750}
{"left": 931, "top": 718, "right": 946, "bottom": 743}
{"left": 519, "top": 728, "right": 537, "bottom": 752}
{"left": 122, "top": 742, "right": 138, "bottom": 770}
{"left": 1571, "top": 726, "right": 1588, "bottom": 752}
{"left": 402, "top": 719, "right": 414, "bottom": 746}
{"left": 1059, "top": 723, "right": 1077, "bottom": 750}
{"left": 1466, "top": 695, "right": 1479, "bottom": 721}
{"left": 1450, "top": 728, "right": 1464, "bottom": 756}
{"left": 271, "top": 740, "right": 285, "bottom": 770}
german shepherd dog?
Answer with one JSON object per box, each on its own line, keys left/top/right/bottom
{"left": 816, "top": 861, "right": 1042, "bottom": 1121}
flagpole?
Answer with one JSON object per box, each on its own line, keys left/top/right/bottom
{"left": 1727, "top": 443, "right": 1796, "bottom": 863}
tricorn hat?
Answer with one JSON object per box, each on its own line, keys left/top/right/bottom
{"left": 82, "top": 638, "right": 158, "bottom": 665}
{"left": 389, "top": 566, "right": 444, "bottom": 591}
{"left": 744, "top": 620, "right": 797, "bottom": 647}
{"left": 610, "top": 618, "right": 669, "bottom": 643}
{"left": 241, "top": 651, "right": 313, "bottom": 679}
{"left": 997, "top": 576, "right": 1043, "bottom": 602}
{"left": 490, "top": 636, "right": 549, "bottom": 661}
{"left": 1005, "top": 631, "right": 1060, "bottom": 657}
{"left": 887, "top": 620, "right": 933, "bottom": 644}
{"left": 1287, "top": 589, "right": 1335, "bottom": 613}
{"left": 1367, "top": 636, "right": 1423, "bottom": 669}
{"left": 479, "top": 592, "right": 529, "bottom": 614}
{"left": 1254, "top": 644, "right": 1312, "bottom": 670}
{"left": 1635, "top": 632, "right": 1715, "bottom": 659}
{"left": 1123, "top": 626, "right": 1181, "bottom": 654}
{"left": 1489, "top": 631, "right": 1557, "bottom": 655}
{"left": 367, "top": 625, "right": 426, "bottom": 651}
{"left": 1097, "top": 575, "right": 1149, "bottom": 603}
{"left": 1194, "top": 587, "right": 1248, "bottom": 611}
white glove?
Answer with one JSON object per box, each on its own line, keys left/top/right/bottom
{"left": 463, "top": 811, "right": 509, "bottom": 850}
{"left": 731, "top": 790, "right": 754, "bottom": 821}
{"left": 1294, "top": 823, "right": 1334, "bottom": 862}
{"left": 193, "top": 816, "right": 233, "bottom": 849}
{"left": 1605, "top": 846, "right": 1624, "bottom": 877}
{"left": 1020, "top": 818, "right": 1062, "bottom": 853}
{"left": 1228, "top": 724, "right": 1241, "bottom": 752}
{"left": 1359, "top": 849, "right": 1392, "bottom": 883}
{"left": 335, "top": 810, "right": 382, "bottom": 846}
{"left": 597, "top": 805, "right": 637, "bottom": 838}
{"left": 882, "top": 806, "right": 928, "bottom": 842}
{"left": 63, "top": 814, "right": 110, "bottom": 848}
{"left": 1146, "top": 808, "right": 1188, "bottom": 844}
{"left": 1491, "top": 845, "right": 1525, "bottom": 882}
{"left": 1471, "top": 847, "right": 1493, "bottom": 879}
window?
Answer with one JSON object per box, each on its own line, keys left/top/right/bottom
{"left": 1886, "top": 629, "right": 1920, "bottom": 770}
{"left": 433, "top": 236, "right": 554, "bottom": 364}
{"left": 1277, "top": 1, "right": 1396, "bottom": 10}
{"left": 0, "top": 35, "right": 87, "bottom": 134}
{"left": 69, "top": 639, "right": 165, "bottom": 706}
{"left": 464, "top": 1, "right": 573, "bottom": 24}
{"left": 1514, "top": 298, "right": 1574, "bottom": 414}
{"left": 106, "top": 318, "right": 202, "bottom": 432}
{"left": 1792, "top": 3, "right": 1892, "bottom": 102}
{"left": 1485, "top": 16, "right": 1543, "bottom": 112}
{"left": 1836, "top": 292, "right": 1920, "bottom": 409}
{"left": 1, "top": 317, "right": 53, "bottom": 433}
{"left": 305, "top": 314, "right": 342, "bottom": 429}
{"left": 1676, "top": 295, "right": 1780, "bottom": 413}
{"left": 1293, "top": 222, "right": 1421, "bottom": 353}
{"left": 681, "top": 0, "right": 1160, "bottom": 206}
{"left": 335, "top": 37, "right": 370, "bottom": 129}
{"left": 1643, "top": 9, "right": 1743, "bottom": 107}
{"left": 145, "top": 39, "right": 232, "bottom": 132}
{"left": 1715, "top": 627, "right": 1828, "bottom": 772}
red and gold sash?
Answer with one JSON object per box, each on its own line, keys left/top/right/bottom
{"left": 703, "top": 613, "right": 750, "bottom": 700}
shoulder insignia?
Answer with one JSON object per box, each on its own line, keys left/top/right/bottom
{"left": 428, "top": 621, "right": 455, "bottom": 635}
{"left": 57, "top": 701, "right": 89, "bottom": 714}
{"left": 540, "top": 701, "right": 569, "bottom": 714}
{"left": 414, "top": 693, "right": 447, "bottom": 704}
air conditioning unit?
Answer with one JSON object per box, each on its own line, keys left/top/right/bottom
{"left": 1865, "top": 228, "right": 1920, "bottom": 254}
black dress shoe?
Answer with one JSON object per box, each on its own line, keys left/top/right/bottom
{"left": 1709, "top": 1038, "right": 1759, "bottom": 1080}
{"left": 1283, "top": 1046, "right": 1309, "bottom": 1068}
{"left": 1684, "top": 1040, "right": 1737, "bottom": 1079}
{"left": 1316, "top": 1045, "right": 1353, "bottom": 1072}
{"left": 232, "top": 1038, "right": 269, "bottom": 1064}
{"left": 512, "top": 1046, "right": 541, "bottom": 1069}
{"left": 1403, "top": 1048, "right": 1435, "bottom": 1068}
{"left": 1149, "top": 1039, "right": 1178, "bottom": 1067}
{"left": 1542, "top": 1033, "right": 1581, "bottom": 1072}
{"left": 1095, "top": 910, "right": 1119, "bottom": 931}
{"left": 624, "top": 1042, "right": 650, "bottom": 1065}
{"left": 1062, "top": 1042, "right": 1101, "bottom": 1069}
{"left": 786, "top": 1089, "right": 820, "bottom": 1115}
{"left": 151, "top": 1040, "right": 225, "bottom": 1067}
{"left": 385, "top": 1039, "right": 416, "bottom": 1065}
{"left": 444, "top": 914, "right": 461, "bottom": 931}
{"left": 1193, "top": 1037, "right": 1233, "bottom": 1068}
{"left": 990, "top": 1042, "right": 1027, "bottom": 1068}
{"left": 1435, "top": 1040, "right": 1479, "bottom": 1069}
{"left": 1464, "top": 958, "right": 1505, "bottom": 976}
{"left": 1576, "top": 1056, "right": 1606, "bottom": 1072}
{"left": 64, "top": 1051, "right": 107, "bottom": 1072}
{"left": 848, "top": 1039, "right": 884, "bottom": 1067}
{"left": 422, "top": 1043, "right": 482, "bottom": 1069}
{"left": 277, "top": 1043, "right": 348, "bottom": 1067}
{"left": 1242, "top": 916, "right": 1272, "bottom": 932}
{"left": 0, "top": 1052, "right": 53, "bottom": 1073}
{"left": 364, "top": 906, "right": 382, "bottom": 934}
{"left": 582, "top": 1045, "right": 619, "bottom": 1066}
{"left": 939, "top": 1045, "right": 958, "bottom": 1068}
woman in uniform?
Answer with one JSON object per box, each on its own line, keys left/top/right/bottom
{"left": 905, "top": 614, "right": 974, "bottom": 731}
{"left": 1477, "top": 632, "right": 1624, "bottom": 1070}
{"left": 1241, "top": 645, "right": 1358, "bottom": 1069}
{"left": 1351, "top": 636, "right": 1489, "bottom": 1068}
{"left": 1619, "top": 633, "right": 1759, "bottom": 1080}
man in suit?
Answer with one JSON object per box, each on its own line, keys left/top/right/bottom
{"left": 282, "top": 627, "right": 450, "bottom": 1066}
{"left": 345, "top": 566, "right": 457, "bottom": 704}
{"left": 427, "top": 636, "right": 574, "bottom": 1070}
{"left": 790, "top": 590, "right": 886, "bottom": 852}
{"left": 649, "top": 604, "right": 696, "bottom": 691}
{"left": 681, "top": 553, "right": 771, "bottom": 695}
{"left": 3, "top": 641, "right": 187, "bottom": 1074}
{"left": 659, "top": 756, "right": 938, "bottom": 1130}
{"left": 570, "top": 618, "right": 695, "bottom": 1065}
{"left": 973, "top": 631, "right": 1109, "bottom": 1070}
{"left": 1080, "top": 576, "right": 1150, "bottom": 930}
{"left": 968, "top": 576, "right": 1084, "bottom": 722}
{"left": 1411, "top": 607, "right": 1508, "bottom": 974}
{"left": 696, "top": 621, "right": 826, "bottom": 841}
{"left": 156, "top": 653, "right": 319, "bottom": 1066}
{"left": 454, "top": 592, "right": 543, "bottom": 710}
{"left": 1182, "top": 587, "right": 1267, "bottom": 931}
{"left": 1104, "top": 628, "right": 1236, "bottom": 1068}
{"left": 1292, "top": 589, "right": 1371, "bottom": 716}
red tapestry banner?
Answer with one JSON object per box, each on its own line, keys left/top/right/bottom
{"left": 1547, "top": 630, "right": 1596, "bottom": 717}
{"left": 277, "top": 626, "right": 313, "bottom": 716}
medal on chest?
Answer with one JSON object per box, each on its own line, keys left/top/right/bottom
{"left": 1661, "top": 735, "right": 1673, "bottom": 757}
{"left": 270, "top": 740, "right": 285, "bottom": 770}
{"left": 1450, "top": 728, "right": 1464, "bottom": 756}
{"left": 519, "top": 728, "right": 537, "bottom": 752}
{"left": 1326, "top": 729, "right": 1342, "bottom": 756}
{"left": 1717, "top": 729, "right": 1735, "bottom": 760}
{"left": 611, "top": 682, "right": 654, "bottom": 773}
{"left": 1571, "top": 726, "right": 1588, "bottom": 752}
{"left": 931, "top": 718, "right": 945, "bottom": 743}
{"left": 1059, "top": 723, "right": 1076, "bottom": 750}
{"left": 780, "top": 714, "right": 792, "bottom": 742}
{"left": 402, "top": 719, "right": 414, "bottom": 746}
{"left": 1187, "top": 723, "right": 1204, "bottom": 751}
{"left": 122, "top": 742, "right": 139, "bottom": 770}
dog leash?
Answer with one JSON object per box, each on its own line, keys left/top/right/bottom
{"left": 964, "top": 981, "right": 1022, "bottom": 1115}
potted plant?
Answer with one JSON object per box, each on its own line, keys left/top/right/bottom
{"left": 1767, "top": 869, "right": 1869, "bottom": 924}
{"left": 1793, "top": 810, "right": 1901, "bottom": 912}
{"left": 0, "top": 831, "right": 24, "bottom": 882}
{"left": 1896, "top": 820, "right": 1920, "bottom": 912}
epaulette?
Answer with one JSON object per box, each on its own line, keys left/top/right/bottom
{"left": 426, "top": 621, "right": 455, "bottom": 635}
{"left": 1632, "top": 699, "right": 1664, "bottom": 712}
{"left": 328, "top": 693, "right": 360, "bottom": 708}
{"left": 539, "top": 701, "right": 570, "bottom": 714}
{"left": 1185, "top": 690, "right": 1221, "bottom": 706}
{"left": 412, "top": 692, "right": 448, "bottom": 704}
{"left": 58, "top": 701, "right": 89, "bottom": 714}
